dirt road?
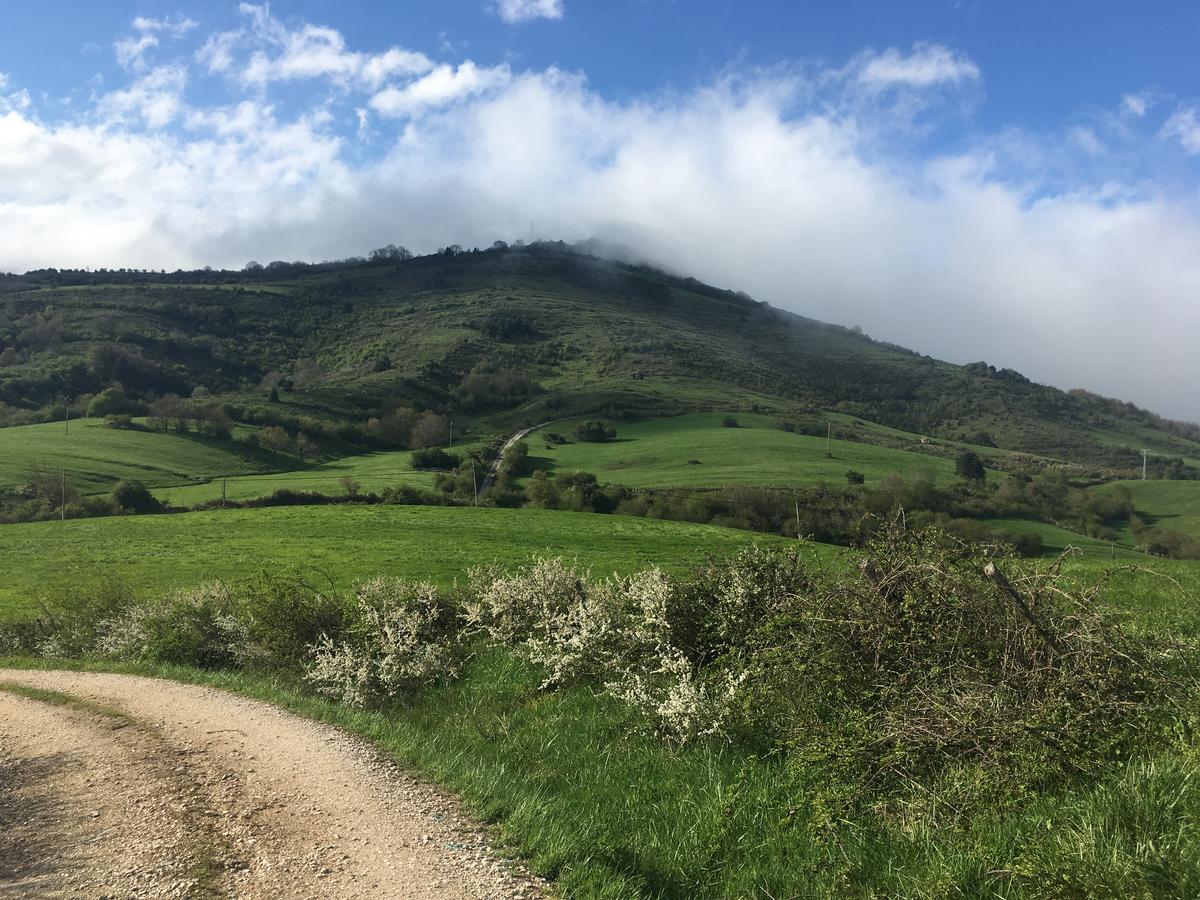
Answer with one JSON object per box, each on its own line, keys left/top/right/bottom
{"left": 0, "top": 669, "right": 548, "bottom": 899}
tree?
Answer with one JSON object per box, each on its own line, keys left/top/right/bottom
{"left": 338, "top": 476, "right": 361, "bottom": 499}
{"left": 112, "top": 480, "right": 160, "bottom": 514}
{"left": 955, "top": 450, "right": 986, "bottom": 484}
{"left": 526, "top": 470, "right": 560, "bottom": 509}
{"left": 88, "top": 387, "right": 135, "bottom": 418}
{"left": 410, "top": 412, "right": 451, "bottom": 449}
{"left": 575, "top": 420, "right": 617, "bottom": 443}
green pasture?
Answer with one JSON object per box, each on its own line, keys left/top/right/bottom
{"left": 523, "top": 413, "right": 957, "bottom": 488}
{"left": 0, "top": 505, "right": 786, "bottom": 619}
{"left": 1095, "top": 479, "right": 1200, "bottom": 542}
{"left": 0, "top": 419, "right": 284, "bottom": 495}
{"left": 155, "top": 449, "right": 440, "bottom": 505}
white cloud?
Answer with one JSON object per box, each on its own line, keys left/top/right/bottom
{"left": 2, "top": 21, "right": 1200, "bottom": 422}
{"left": 115, "top": 15, "right": 198, "bottom": 70}
{"left": 1122, "top": 93, "right": 1149, "bottom": 117}
{"left": 1068, "top": 125, "right": 1104, "bottom": 156}
{"left": 95, "top": 65, "right": 187, "bottom": 128}
{"left": 132, "top": 15, "right": 198, "bottom": 37}
{"left": 369, "top": 62, "right": 511, "bottom": 117}
{"left": 115, "top": 33, "right": 159, "bottom": 70}
{"left": 1162, "top": 107, "right": 1200, "bottom": 155}
{"left": 213, "top": 6, "right": 433, "bottom": 89}
{"left": 859, "top": 42, "right": 981, "bottom": 88}
{"left": 493, "top": 0, "right": 564, "bottom": 24}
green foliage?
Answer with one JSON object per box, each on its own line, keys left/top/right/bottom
{"left": 111, "top": 479, "right": 160, "bottom": 513}
{"left": 575, "top": 420, "right": 618, "bottom": 442}
{"left": 955, "top": 449, "right": 987, "bottom": 482}
{"left": 409, "top": 447, "right": 460, "bottom": 470}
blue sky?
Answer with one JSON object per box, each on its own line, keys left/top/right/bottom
{"left": 0, "top": 1, "right": 1198, "bottom": 418}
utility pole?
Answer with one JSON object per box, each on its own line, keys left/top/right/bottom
{"left": 471, "top": 462, "right": 478, "bottom": 506}
{"left": 62, "top": 397, "right": 70, "bottom": 521}
{"left": 825, "top": 421, "right": 832, "bottom": 458}
{"left": 222, "top": 477, "right": 227, "bottom": 508}
{"left": 448, "top": 419, "right": 453, "bottom": 449}
{"left": 1142, "top": 449, "right": 1150, "bottom": 481}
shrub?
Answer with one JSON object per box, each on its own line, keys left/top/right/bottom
{"left": 845, "top": 470, "right": 866, "bottom": 484}
{"left": 27, "top": 581, "right": 138, "bottom": 658}
{"left": 233, "top": 572, "right": 347, "bottom": 672}
{"left": 306, "top": 578, "right": 461, "bottom": 707}
{"left": 100, "top": 582, "right": 244, "bottom": 668}
{"left": 410, "top": 447, "right": 460, "bottom": 470}
{"left": 575, "top": 420, "right": 617, "bottom": 442}
{"left": 111, "top": 479, "right": 161, "bottom": 514}
{"left": 721, "top": 416, "right": 739, "bottom": 428}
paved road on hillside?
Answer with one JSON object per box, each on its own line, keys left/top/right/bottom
{"left": 0, "top": 669, "right": 547, "bottom": 899}
{"left": 479, "top": 423, "right": 550, "bottom": 493}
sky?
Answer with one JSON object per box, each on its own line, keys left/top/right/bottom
{"left": 1, "top": 1, "right": 1199, "bottom": 420}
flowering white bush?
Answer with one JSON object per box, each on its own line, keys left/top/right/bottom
{"left": 305, "top": 577, "right": 458, "bottom": 707}
{"left": 92, "top": 581, "right": 245, "bottom": 667}
{"left": 466, "top": 559, "right": 752, "bottom": 741}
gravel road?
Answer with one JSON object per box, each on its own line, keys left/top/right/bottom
{"left": 0, "top": 669, "right": 549, "bottom": 899}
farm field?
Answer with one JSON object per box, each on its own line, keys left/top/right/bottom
{"left": 154, "top": 448, "right": 444, "bottom": 505}
{"left": 523, "top": 412, "right": 959, "bottom": 488}
{"left": 0, "top": 418, "right": 286, "bottom": 495}
{"left": 1094, "top": 479, "right": 1200, "bottom": 543}
{"left": 0, "top": 505, "right": 788, "bottom": 619}
{"left": 982, "top": 517, "right": 1142, "bottom": 558}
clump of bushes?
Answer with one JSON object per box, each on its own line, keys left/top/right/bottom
{"left": 5, "top": 523, "right": 1192, "bottom": 810}
{"left": 307, "top": 578, "right": 461, "bottom": 707}
{"left": 575, "top": 420, "right": 617, "bottom": 442}
{"left": 410, "top": 447, "right": 460, "bottom": 470}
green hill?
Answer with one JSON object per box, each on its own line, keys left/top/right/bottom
{"left": 3, "top": 243, "right": 1199, "bottom": 479}
{"left": 0, "top": 418, "right": 286, "bottom": 495}
{"left": 523, "top": 412, "right": 956, "bottom": 488}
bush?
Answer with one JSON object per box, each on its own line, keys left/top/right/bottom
{"left": 101, "top": 582, "right": 244, "bottom": 668}
{"left": 306, "top": 578, "right": 461, "bottom": 707}
{"left": 575, "top": 420, "right": 617, "bottom": 442}
{"left": 721, "top": 416, "right": 739, "bottom": 428}
{"left": 410, "top": 447, "right": 460, "bottom": 470}
{"left": 233, "top": 572, "right": 347, "bottom": 672}
{"left": 111, "top": 479, "right": 161, "bottom": 514}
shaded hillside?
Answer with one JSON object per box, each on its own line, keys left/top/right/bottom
{"left": 1, "top": 242, "right": 1197, "bottom": 476}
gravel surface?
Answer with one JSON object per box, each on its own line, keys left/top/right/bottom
{"left": 0, "top": 670, "right": 550, "bottom": 899}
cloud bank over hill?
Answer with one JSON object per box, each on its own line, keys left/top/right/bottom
{"left": 1, "top": 6, "right": 1199, "bottom": 420}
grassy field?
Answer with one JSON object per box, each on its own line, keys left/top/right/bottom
{"left": 154, "top": 449, "right": 443, "bottom": 506}
{"left": 0, "top": 505, "right": 788, "bottom": 619}
{"left": 523, "top": 413, "right": 957, "bottom": 488}
{"left": 0, "top": 419, "right": 287, "bottom": 495}
{"left": 8, "top": 547, "right": 1198, "bottom": 898}
{"left": 982, "top": 516, "right": 1143, "bottom": 558}
{"left": 1094, "top": 479, "right": 1200, "bottom": 542}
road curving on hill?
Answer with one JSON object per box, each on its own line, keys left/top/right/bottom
{"left": 479, "top": 423, "right": 550, "bottom": 493}
{"left": 0, "top": 669, "right": 548, "bottom": 900}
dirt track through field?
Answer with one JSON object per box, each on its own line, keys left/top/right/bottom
{"left": 0, "top": 669, "right": 548, "bottom": 899}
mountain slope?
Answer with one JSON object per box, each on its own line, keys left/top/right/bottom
{"left": 2, "top": 242, "right": 1197, "bottom": 477}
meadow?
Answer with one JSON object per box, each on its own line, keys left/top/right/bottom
{"left": 0, "top": 505, "right": 783, "bottom": 619}
{"left": 523, "top": 412, "right": 957, "bottom": 488}
{"left": 1096, "top": 478, "right": 1200, "bottom": 542}
{"left": 153, "top": 448, "right": 441, "bottom": 505}
{"left": 0, "top": 418, "right": 285, "bottom": 495}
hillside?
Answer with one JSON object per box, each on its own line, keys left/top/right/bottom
{"left": 2, "top": 242, "right": 1199, "bottom": 480}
